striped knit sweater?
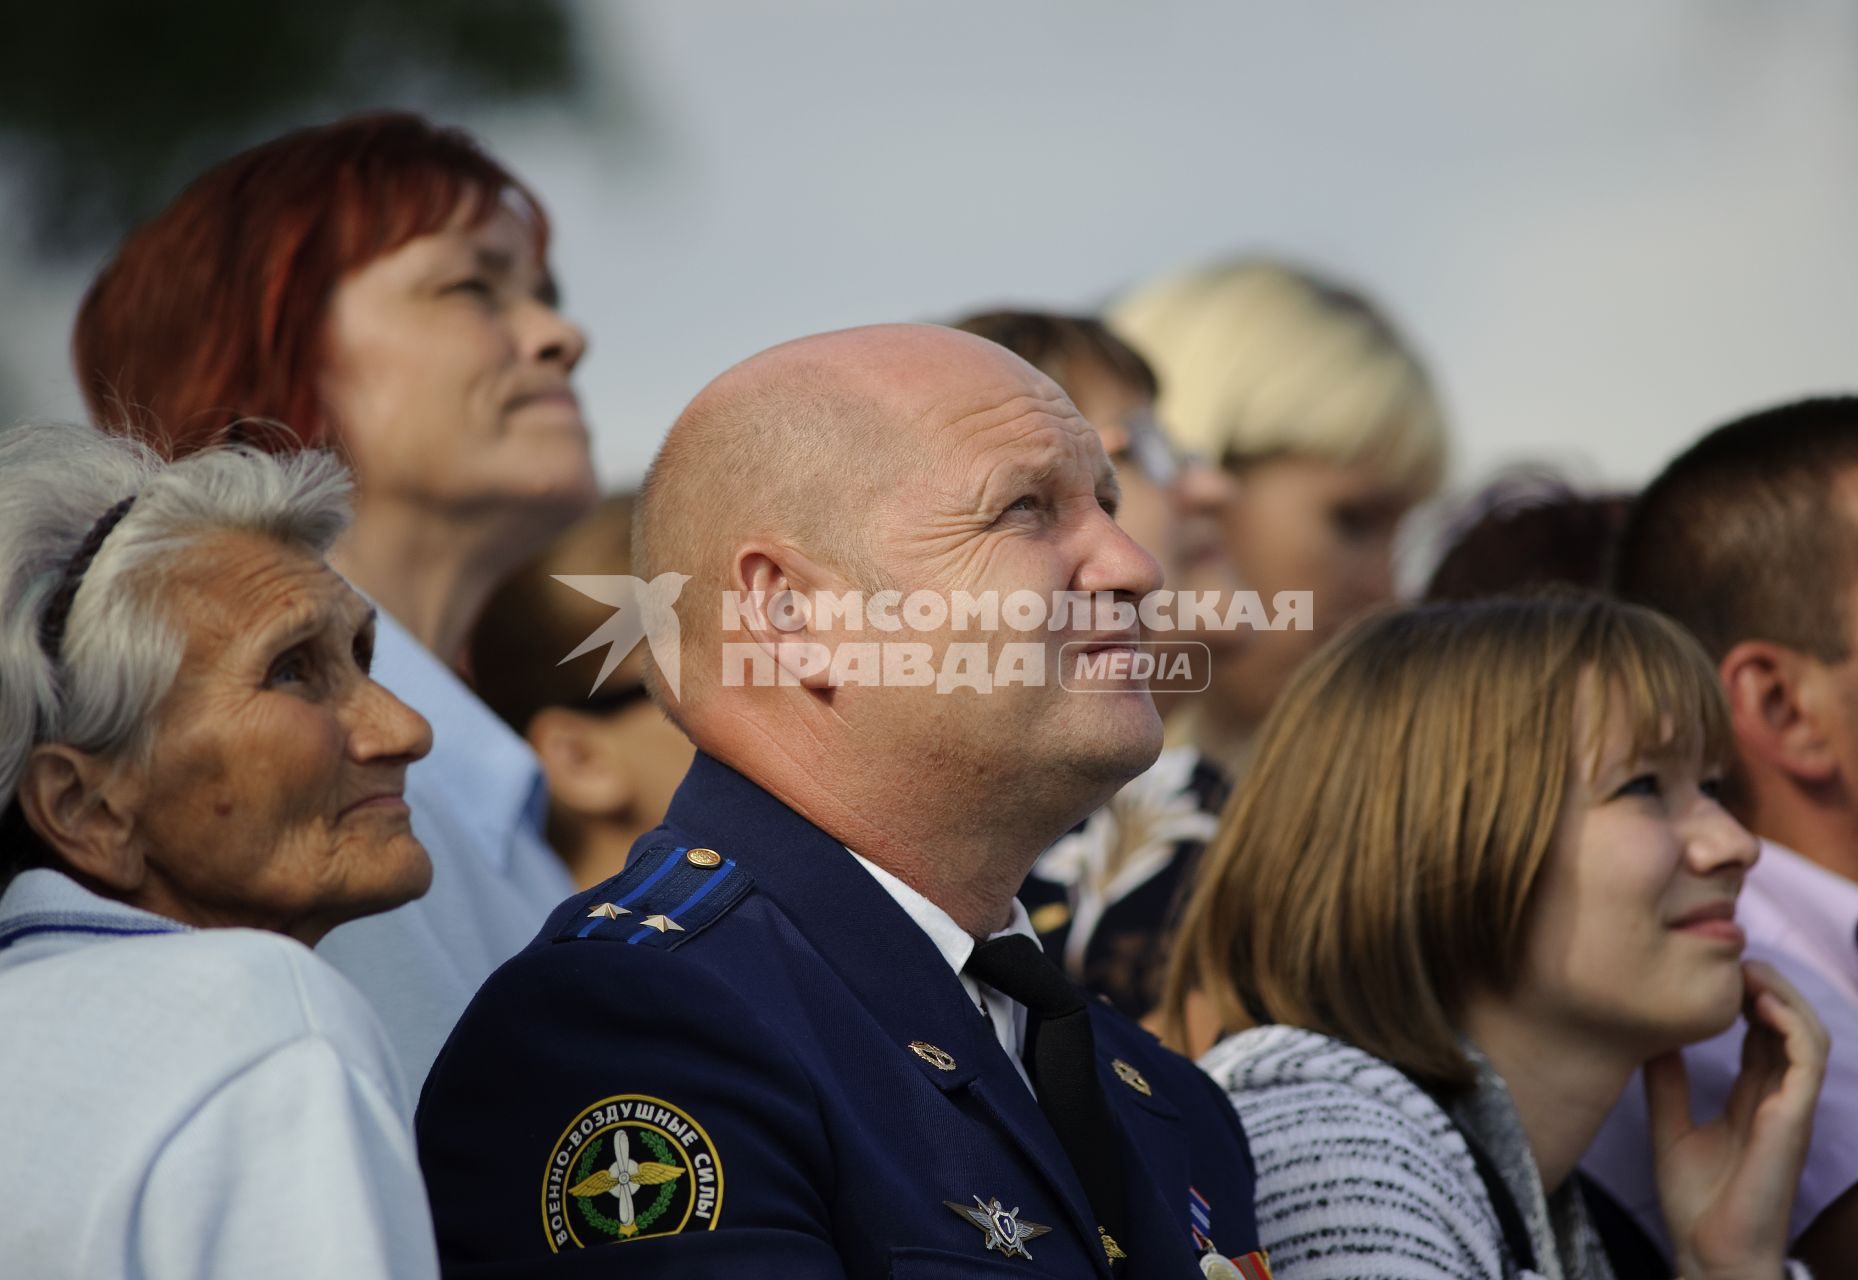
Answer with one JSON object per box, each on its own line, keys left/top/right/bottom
{"left": 1201, "top": 1025, "right": 1615, "bottom": 1280}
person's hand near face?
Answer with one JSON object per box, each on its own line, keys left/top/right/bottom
{"left": 1648, "top": 961, "right": 1828, "bottom": 1280}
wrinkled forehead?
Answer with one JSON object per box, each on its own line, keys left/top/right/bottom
{"left": 909, "top": 360, "right": 1103, "bottom": 475}
{"left": 162, "top": 531, "right": 364, "bottom": 654}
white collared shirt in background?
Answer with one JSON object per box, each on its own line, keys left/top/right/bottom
{"left": 847, "top": 848, "right": 1040, "bottom": 1094}
{"left": 316, "top": 608, "right": 575, "bottom": 1094}
{"left": 1585, "top": 837, "right": 1858, "bottom": 1248}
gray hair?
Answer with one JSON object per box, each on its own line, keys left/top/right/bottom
{"left": 0, "top": 422, "right": 354, "bottom": 859}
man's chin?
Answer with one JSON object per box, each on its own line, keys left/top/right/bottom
{"left": 1070, "top": 700, "right": 1166, "bottom": 786}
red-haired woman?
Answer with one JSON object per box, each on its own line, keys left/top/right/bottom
{"left": 73, "top": 112, "right": 596, "bottom": 1091}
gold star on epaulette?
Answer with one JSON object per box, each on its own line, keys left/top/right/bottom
{"left": 638, "top": 914, "right": 685, "bottom": 933}
{"left": 587, "top": 902, "right": 631, "bottom": 920}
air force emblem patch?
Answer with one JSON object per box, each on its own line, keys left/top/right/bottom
{"left": 543, "top": 1095, "right": 722, "bottom": 1250}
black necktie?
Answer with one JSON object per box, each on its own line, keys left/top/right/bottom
{"left": 965, "top": 934, "right": 1129, "bottom": 1266}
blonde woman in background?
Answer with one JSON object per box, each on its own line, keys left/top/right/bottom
{"left": 1162, "top": 594, "right": 1825, "bottom": 1279}
{"left": 1110, "top": 258, "right": 1448, "bottom": 779}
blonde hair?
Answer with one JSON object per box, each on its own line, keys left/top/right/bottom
{"left": 1160, "top": 593, "right": 1730, "bottom": 1089}
{"left": 1109, "top": 258, "right": 1448, "bottom": 497}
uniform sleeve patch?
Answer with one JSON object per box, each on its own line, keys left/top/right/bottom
{"left": 542, "top": 1095, "right": 723, "bottom": 1249}
{"left": 557, "top": 844, "right": 752, "bottom": 949}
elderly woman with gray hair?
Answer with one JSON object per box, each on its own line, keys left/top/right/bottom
{"left": 0, "top": 422, "right": 439, "bottom": 1277}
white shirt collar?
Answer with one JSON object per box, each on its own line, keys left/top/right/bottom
{"left": 0, "top": 868, "right": 189, "bottom": 954}
{"left": 844, "top": 849, "right": 1038, "bottom": 974}
{"left": 845, "top": 849, "right": 1041, "bottom": 1094}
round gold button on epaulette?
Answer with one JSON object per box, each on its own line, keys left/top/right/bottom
{"left": 685, "top": 847, "right": 722, "bottom": 867}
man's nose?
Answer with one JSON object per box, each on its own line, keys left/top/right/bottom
{"left": 1079, "top": 514, "right": 1164, "bottom": 600}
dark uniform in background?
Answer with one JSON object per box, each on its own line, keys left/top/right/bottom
{"left": 417, "top": 752, "right": 1264, "bottom": 1278}
{"left": 1020, "top": 749, "right": 1231, "bottom": 1020}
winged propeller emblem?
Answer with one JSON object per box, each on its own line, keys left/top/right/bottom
{"left": 567, "top": 1131, "right": 685, "bottom": 1237}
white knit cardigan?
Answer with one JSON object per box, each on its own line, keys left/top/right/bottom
{"left": 1202, "top": 1024, "right": 1607, "bottom": 1280}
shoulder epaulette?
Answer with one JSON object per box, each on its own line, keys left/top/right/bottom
{"left": 555, "top": 842, "right": 752, "bottom": 950}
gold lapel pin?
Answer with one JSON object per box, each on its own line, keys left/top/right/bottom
{"left": 1111, "top": 1058, "right": 1152, "bottom": 1096}
{"left": 908, "top": 1041, "right": 957, "bottom": 1071}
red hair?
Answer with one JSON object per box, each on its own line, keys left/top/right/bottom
{"left": 73, "top": 111, "right": 550, "bottom": 456}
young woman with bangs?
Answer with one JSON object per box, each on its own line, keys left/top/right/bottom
{"left": 1163, "top": 594, "right": 1827, "bottom": 1279}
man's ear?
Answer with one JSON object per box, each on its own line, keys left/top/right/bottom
{"left": 1721, "top": 640, "right": 1838, "bottom": 785}
{"left": 527, "top": 707, "right": 635, "bottom": 818}
{"left": 15, "top": 744, "right": 146, "bottom": 891}
{"left": 731, "top": 541, "right": 846, "bottom": 691}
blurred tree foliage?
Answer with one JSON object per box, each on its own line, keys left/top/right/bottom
{"left": 0, "top": 0, "right": 582, "bottom": 254}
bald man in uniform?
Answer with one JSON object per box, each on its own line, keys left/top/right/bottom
{"left": 416, "top": 325, "right": 1265, "bottom": 1278}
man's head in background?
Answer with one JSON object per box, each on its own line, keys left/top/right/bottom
{"left": 1424, "top": 467, "right": 1631, "bottom": 603}
{"left": 1615, "top": 395, "right": 1858, "bottom": 877}
{"left": 470, "top": 492, "right": 694, "bottom": 888}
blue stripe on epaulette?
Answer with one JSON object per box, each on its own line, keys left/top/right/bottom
{"left": 626, "top": 859, "right": 736, "bottom": 945}
{"left": 571, "top": 846, "right": 687, "bottom": 939}
{"left": 558, "top": 844, "right": 752, "bottom": 950}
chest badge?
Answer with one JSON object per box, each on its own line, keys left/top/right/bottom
{"left": 908, "top": 1041, "right": 957, "bottom": 1071}
{"left": 1111, "top": 1058, "right": 1151, "bottom": 1096}
{"left": 944, "top": 1195, "right": 1052, "bottom": 1260}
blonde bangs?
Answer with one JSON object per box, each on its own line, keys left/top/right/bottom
{"left": 1582, "top": 606, "right": 1733, "bottom": 780}
{"left": 1229, "top": 335, "right": 1447, "bottom": 498}
{"left": 1110, "top": 258, "right": 1449, "bottom": 498}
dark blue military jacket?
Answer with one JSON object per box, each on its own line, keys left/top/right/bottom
{"left": 417, "top": 751, "right": 1261, "bottom": 1278}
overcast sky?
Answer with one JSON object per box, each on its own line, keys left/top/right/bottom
{"left": 6, "top": 0, "right": 1857, "bottom": 504}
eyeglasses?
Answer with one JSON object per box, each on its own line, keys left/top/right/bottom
{"left": 1119, "top": 411, "right": 1207, "bottom": 489}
